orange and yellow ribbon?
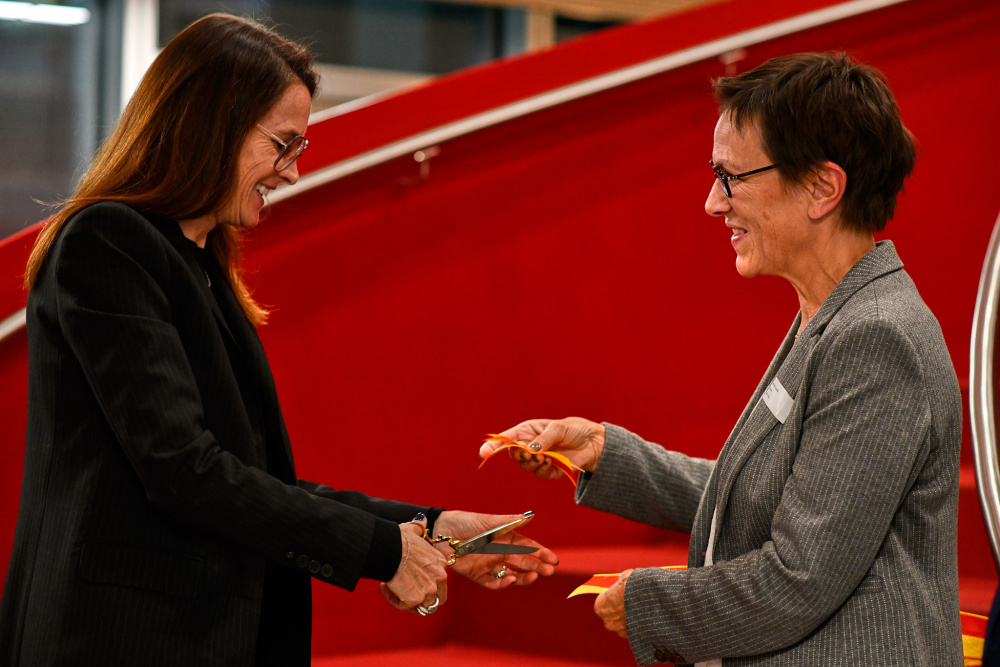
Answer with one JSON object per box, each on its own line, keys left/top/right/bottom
{"left": 479, "top": 434, "right": 585, "bottom": 486}
{"left": 962, "top": 611, "right": 986, "bottom": 666}
{"left": 567, "top": 566, "right": 687, "bottom": 598}
{"left": 567, "top": 566, "right": 987, "bottom": 665}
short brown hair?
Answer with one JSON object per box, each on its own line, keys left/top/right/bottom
{"left": 713, "top": 52, "right": 915, "bottom": 234}
{"left": 24, "top": 13, "right": 318, "bottom": 324}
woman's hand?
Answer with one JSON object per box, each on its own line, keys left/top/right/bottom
{"left": 379, "top": 516, "right": 448, "bottom": 615}
{"left": 433, "top": 510, "right": 558, "bottom": 588}
{"left": 479, "top": 417, "right": 606, "bottom": 479}
{"left": 595, "top": 568, "right": 632, "bottom": 639}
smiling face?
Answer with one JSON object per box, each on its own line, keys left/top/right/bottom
{"left": 705, "top": 115, "right": 813, "bottom": 281}
{"left": 223, "top": 82, "right": 312, "bottom": 230}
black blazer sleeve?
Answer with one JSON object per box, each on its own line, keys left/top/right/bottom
{"left": 51, "top": 203, "right": 404, "bottom": 590}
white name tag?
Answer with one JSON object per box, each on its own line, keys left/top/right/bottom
{"left": 762, "top": 377, "right": 794, "bottom": 424}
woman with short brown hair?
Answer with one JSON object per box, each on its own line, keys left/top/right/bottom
{"left": 487, "top": 52, "right": 961, "bottom": 666}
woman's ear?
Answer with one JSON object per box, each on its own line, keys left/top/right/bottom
{"left": 806, "top": 161, "right": 847, "bottom": 221}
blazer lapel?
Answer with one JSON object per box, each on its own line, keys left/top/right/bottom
{"left": 711, "top": 332, "right": 813, "bottom": 532}
{"left": 688, "top": 316, "right": 799, "bottom": 565}
{"left": 149, "top": 216, "right": 295, "bottom": 479}
{"left": 204, "top": 263, "right": 297, "bottom": 483}
{"left": 799, "top": 240, "right": 904, "bottom": 340}
{"left": 152, "top": 218, "right": 238, "bottom": 345}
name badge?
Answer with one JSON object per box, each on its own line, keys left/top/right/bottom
{"left": 762, "top": 377, "right": 794, "bottom": 424}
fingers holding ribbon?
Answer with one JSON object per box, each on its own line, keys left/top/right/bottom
{"left": 595, "top": 568, "right": 632, "bottom": 639}
{"left": 478, "top": 418, "right": 606, "bottom": 485}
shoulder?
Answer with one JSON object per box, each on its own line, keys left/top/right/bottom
{"left": 828, "top": 269, "right": 947, "bottom": 355}
{"left": 815, "top": 270, "right": 957, "bottom": 397}
{"left": 58, "top": 202, "right": 171, "bottom": 260}
{"left": 810, "top": 270, "right": 961, "bottom": 446}
{"left": 63, "top": 201, "right": 161, "bottom": 240}
{"left": 50, "top": 202, "right": 175, "bottom": 285}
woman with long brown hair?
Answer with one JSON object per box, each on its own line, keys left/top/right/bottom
{"left": 1, "top": 14, "right": 556, "bottom": 665}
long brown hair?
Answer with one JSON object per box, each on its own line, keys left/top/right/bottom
{"left": 23, "top": 13, "right": 318, "bottom": 325}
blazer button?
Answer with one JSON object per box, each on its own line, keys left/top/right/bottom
{"left": 308, "top": 560, "right": 321, "bottom": 574}
{"left": 296, "top": 555, "right": 309, "bottom": 568}
{"left": 286, "top": 552, "right": 295, "bottom": 560}
{"left": 320, "top": 564, "right": 333, "bottom": 578}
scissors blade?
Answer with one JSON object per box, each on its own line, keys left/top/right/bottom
{"left": 452, "top": 511, "right": 535, "bottom": 558}
{"left": 469, "top": 543, "right": 538, "bottom": 556}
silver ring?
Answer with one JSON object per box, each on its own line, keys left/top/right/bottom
{"left": 416, "top": 596, "right": 440, "bottom": 616}
{"left": 492, "top": 565, "right": 508, "bottom": 580}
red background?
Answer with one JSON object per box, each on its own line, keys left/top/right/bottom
{"left": 0, "top": 0, "right": 996, "bottom": 659}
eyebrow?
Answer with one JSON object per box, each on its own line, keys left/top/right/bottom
{"left": 710, "top": 159, "right": 734, "bottom": 172}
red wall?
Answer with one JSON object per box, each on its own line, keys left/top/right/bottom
{"left": 0, "top": 0, "right": 997, "bottom": 655}
{"left": 253, "top": 0, "right": 999, "bottom": 533}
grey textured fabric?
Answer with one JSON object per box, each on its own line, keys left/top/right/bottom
{"left": 576, "top": 241, "right": 962, "bottom": 666}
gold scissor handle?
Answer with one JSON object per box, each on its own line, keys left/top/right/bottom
{"left": 422, "top": 530, "right": 461, "bottom": 566}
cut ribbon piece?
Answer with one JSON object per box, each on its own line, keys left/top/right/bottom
{"left": 962, "top": 611, "right": 986, "bottom": 666}
{"left": 567, "top": 567, "right": 686, "bottom": 598}
{"left": 479, "top": 434, "right": 585, "bottom": 486}
{"left": 565, "top": 568, "right": 987, "bottom": 666}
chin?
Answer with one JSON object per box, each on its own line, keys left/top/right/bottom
{"left": 238, "top": 214, "right": 261, "bottom": 230}
{"left": 734, "top": 259, "right": 760, "bottom": 279}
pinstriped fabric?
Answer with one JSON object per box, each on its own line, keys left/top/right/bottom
{"left": 576, "top": 242, "right": 962, "bottom": 666}
{"left": 0, "top": 202, "right": 431, "bottom": 665}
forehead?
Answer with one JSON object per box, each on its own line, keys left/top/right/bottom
{"left": 712, "top": 115, "right": 767, "bottom": 169}
{"left": 259, "top": 83, "right": 311, "bottom": 134}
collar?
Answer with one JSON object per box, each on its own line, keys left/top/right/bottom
{"left": 799, "top": 240, "right": 903, "bottom": 340}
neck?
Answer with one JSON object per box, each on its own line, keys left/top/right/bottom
{"left": 791, "top": 229, "right": 875, "bottom": 332}
{"left": 178, "top": 215, "right": 218, "bottom": 248}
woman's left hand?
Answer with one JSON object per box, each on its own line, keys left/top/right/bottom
{"left": 432, "top": 510, "right": 559, "bottom": 588}
{"left": 595, "top": 569, "right": 632, "bottom": 639}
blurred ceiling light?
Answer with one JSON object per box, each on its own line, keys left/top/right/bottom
{"left": 0, "top": 1, "right": 90, "bottom": 25}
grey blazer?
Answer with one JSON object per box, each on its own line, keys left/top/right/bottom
{"left": 577, "top": 241, "right": 963, "bottom": 666}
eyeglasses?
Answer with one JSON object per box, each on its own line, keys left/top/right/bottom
{"left": 257, "top": 124, "right": 308, "bottom": 172}
{"left": 710, "top": 160, "right": 778, "bottom": 197}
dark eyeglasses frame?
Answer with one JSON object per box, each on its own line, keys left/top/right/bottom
{"left": 257, "top": 124, "right": 308, "bottom": 172}
{"left": 710, "top": 160, "right": 778, "bottom": 197}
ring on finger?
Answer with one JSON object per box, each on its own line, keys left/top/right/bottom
{"left": 416, "top": 596, "right": 440, "bottom": 616}
{"left": 492, "top": 565, "right": 508, "bottom": 580}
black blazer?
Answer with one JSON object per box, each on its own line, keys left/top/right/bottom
{"left": 0, "top": 202, "right": 429, "bottom": 665}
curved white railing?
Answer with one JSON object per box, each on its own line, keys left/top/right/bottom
{"left": 0, "top": 0, "right": 913, "bottom": 348}
{"left": 0, "top": 308, "right": 26, "bottom": 345}
{"left": 970, "top": 211, "right": 1000, "bottom": 573}
{"left": 270, "top": 0, "right": 911, "bottom": 206}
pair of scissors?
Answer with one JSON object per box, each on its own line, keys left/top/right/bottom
{"left": 422, "top": 511, "right": 539, "bottom": 565}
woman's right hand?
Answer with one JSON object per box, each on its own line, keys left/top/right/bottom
{"left": 479, "top": 417, "right": 606, "bottom": 479}
{"left": 379, "top": 516, "right": 448, "bottom": 615}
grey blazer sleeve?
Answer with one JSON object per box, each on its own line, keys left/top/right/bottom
{"left": 622, "top": 317, "right": 945, "bottom": 664}
{"left": 576, "top": 424, "right": 714, "bottom": 533}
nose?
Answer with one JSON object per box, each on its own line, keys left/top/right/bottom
{"left": 280, "top": 160, "right": 300, "bottom": 185}
{"left": 705, "top": 178, "right": 730, "bottom": 217}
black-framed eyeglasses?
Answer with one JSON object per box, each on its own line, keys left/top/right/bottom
{"left": 257, "top": 124, "right": 308, "bottom": 172}
{"left": 710, "top": 160, "right": 778, "bottom": 198}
